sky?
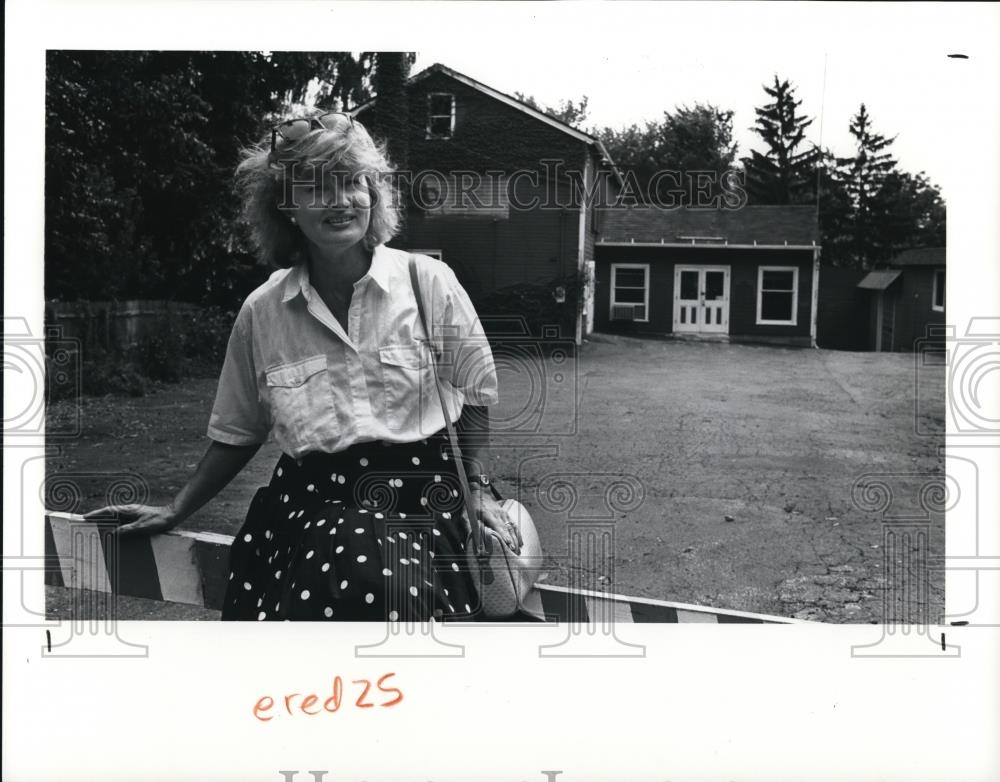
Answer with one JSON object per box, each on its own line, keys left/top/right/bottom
{"left": 410, "top": 4, "right": 999, "bottom": 193}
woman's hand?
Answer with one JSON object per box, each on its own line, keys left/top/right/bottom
{"left": 82, "top": 504, "right": 180, "bottom": 537}
{"left": 470, "top": 487, "right": 522, "bottom": 553}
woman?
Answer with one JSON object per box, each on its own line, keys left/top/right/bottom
{"left": 85, "top": 110, "right": 518, "bottom": 621}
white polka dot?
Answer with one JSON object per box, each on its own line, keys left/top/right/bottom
{"left": 395, "top": 478, "right": 404, "bottom": 488}
{"left": 337, "top": 518, "right": 345, "bottom": 525}
{"left": 451, "top": 563, "right": 460, "bottom": 571}
{"left": 389, "top": 610, "right": 400, "bottom": 621}
{"left": 324, "top": 606, "right": 333, "bottom": 618}
{"left": 374, "top": 512, "right": 384, "bottom": 519}
{"left": 338, "top": 475, "right": 346, "bottom": 484}
{"left": 243, "top": 533, "right": 253, "bottom": 542}
{"left": 354, "top": 527, "right": 365, "bottom": 534}
{"left": 424, "top": 579, "right": 433, "bottom": 587}
{"left": 282, "top": 494, "right": 289, "bottom": 503}
{"left": 296, "top": 510, "right": 305, "bottom": 518}
{"left": 365, "top": 593, "right": 375, "bottom": 604}
{"left": 277, "top": 467, "right": 283, "bottom": 477}
{"left": 359, "top": 457, "right": 369, "bottom": 467}
{"left": 399, "top": 512, "right": 407, "bottom": 519}
{"left": 330, "top": 527, "right": 337, "bottom": 536}
{"left": 340, "top": 579, "right": 348, "bottom": 589}
{"left": 288, "top": 512, "right": 295, "bottom": 519}
{"left": 465, "top": 604, "right": 471, "bottom": 612}
{"left": 265, "top": 530, "right": 272, "bottom": 539}
{"left": 448, "top": 603, "right": 454, "bottom": 611}
{"left": 257, "top": 597, "right": 263, "bottom": 607}
{"left": 387, "top": 535, "right": 395, "bottom": 543}
{"left": 442, "top": 452, "right": 449, "bottom": 461}
{"left": 420, "top": 497, "right": 428, "bottom": 506}
{"left": 336, "top": 545, "right": 344, "bottom": 554}
{"left": 412, "top": 456, "right": 421, "bottom": 465}
{"left": 321, "top": 562, "right": 330, "bottom": 572}
{"left": 274, "top": 602, "right": 280, "bottom": 611}
{"left": 412, "top": 542, "right": 421, "bottom": 551}
{"left": 300, "top": 589, "right": 310, "bottom": 600}
{"left": 452, "top": 489, "right": 459, "bottom": 497}
{"left": 356, "top": 555, "right": 368, "bottom": 563}
{"left": 257, "top": 611, "right": 267, "bottom": 620}
{"left": 305, "top": 550, "right": 314, "bottom": 559}
{"left": 433, "top": 528, "right": 442, "bottom": 536}
{"left": 274, "top": 570, "right": 282, "bottom": 579}
{"left": 382, "top": 568, "right": 392, "bottom": 576}
{"left": 409, "top": 586, "right": 419, "bottom": 597}
{"left": 316, "top": 518, "right": 326, "bottom": 527}
{"left": 400, "top": 558, "right": 409, "bottom": 565}
{"left": 243, "top": 581, "right": 252, "bottom": 590}
{"left": 229, "top": 571, "right": 234, "bottom": 580}
{"left": 434, "top": 474, "right": 442, "bottom": 483}
{"left": 330, "top": 472, "right": 338, "bottom": 482}
{"left": 304, "top": 521, "right": 311, "bottom": 529}
{"left": 399, "top": 532, "right": 408, "bottom": 539}
{"left": 306, "top": 483, "right": 315, "bottom": 492}
{"left": 442, "top": 512, "right": 451, "bottom": 520}
{"left": 444, "top": 588, "right": 449, "bottom": 596}
{"left": 359, "top": 509, "right": 368, "bottom": 514}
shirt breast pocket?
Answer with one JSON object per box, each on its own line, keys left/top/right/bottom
{"left": 378, "top": 342, "right": 437, "bottom": 432}
{"left": 264, "top": 355, "right": 337, "bottom": 452}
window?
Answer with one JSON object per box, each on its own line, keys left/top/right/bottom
{"left": 756, "top": 266, "right": 799, "bottom": 325}
{"left": 412, "top": 249, "right": 443, "bottom": 261}
{"left": 427, "top": 93, "right": 455, "bottom": 139}
{"left": 932, "top": 269, "right": 945, "bottom": 312}
{"left": 610, "top": 264, "right": 650, "bottom": 322}
{"left": 419, "top": 173, "right": 509, "bottom": 219}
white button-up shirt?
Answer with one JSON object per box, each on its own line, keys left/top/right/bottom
{"left": 207, "top": 245, "right": 499, "bottom": 457}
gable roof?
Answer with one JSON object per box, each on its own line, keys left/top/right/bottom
{"left": 353, "top": 62, "right": 623, "bottom": 184}
{"left": 888, "top": 247, "right": 945, "bottom": 267}
{"left": 599, "top": 205, "right": 820, "bottom": 246}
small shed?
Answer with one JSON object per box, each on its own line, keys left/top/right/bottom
{"left": 593, "top": 205, "right": 821, "bottom": 346}
{"left": 856, "top": 247, "right": 945, "bottom": 352}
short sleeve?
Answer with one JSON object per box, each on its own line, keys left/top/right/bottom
{"left": 206, "top": 304, "right": 271, "bottom": 445}
{"left": 428, "top": 263, "right": 499, "bottom": 407}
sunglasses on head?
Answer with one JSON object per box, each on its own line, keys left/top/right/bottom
{"left": 270, "top": 111, "right": 355, "bottom": 153}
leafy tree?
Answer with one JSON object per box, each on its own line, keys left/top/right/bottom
{"left": 597, "top": 103, "right": 738, "bottom": 205}
{"left": 514, "top": 92, "right": 590, "bottom": 129}
{"left": 742, "top": 75, "right": 820, "bottom": 205}
{"left": 45, "top": 51, "right": 377, "bottom": 305}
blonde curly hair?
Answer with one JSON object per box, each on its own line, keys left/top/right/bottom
{"left": 235, "top": 110, "right": 402, "bottom": 268}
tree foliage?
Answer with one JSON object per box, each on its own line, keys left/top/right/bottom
{"left": 597, "top": 103, "right": 738, "bottom": 205}
{"left": 742, "top": 75, "right": 820, "bottom": 205}
{"left": 45, "top": 51, "right": 377, "bottom": 304}
{"left": 513, "top": 92, "right": 590, "bottom": 129}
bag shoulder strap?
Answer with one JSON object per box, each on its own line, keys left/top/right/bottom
{"left": 408, "top": 255, "right": 486, "bottom": 554}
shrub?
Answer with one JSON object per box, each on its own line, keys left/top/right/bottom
{"left": 129, "top": 313, "right": 185, "bottom": 382}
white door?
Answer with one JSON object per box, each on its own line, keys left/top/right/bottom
{"left": 673, "top": 265, "right": 730, "bottom": 334}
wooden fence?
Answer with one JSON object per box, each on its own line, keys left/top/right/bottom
{"left": 44, "top": 300, "right": 202, "bottom": 353}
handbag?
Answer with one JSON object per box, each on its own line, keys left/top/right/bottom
{"left": 407, "top": 255, "right": 546, "bottom": 620}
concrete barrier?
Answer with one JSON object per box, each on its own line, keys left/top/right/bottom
{"left": 44, "top": 512, "right": 799, "bottom": 624}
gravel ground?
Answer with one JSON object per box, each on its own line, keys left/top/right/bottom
{"left": 44, "top": 334, "right": 945, "bottom": 623}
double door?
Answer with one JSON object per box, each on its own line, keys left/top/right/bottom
{"left": 673, "top": 265, "right": 731, "bottom": 334}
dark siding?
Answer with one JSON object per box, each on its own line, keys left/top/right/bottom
{"left": 817, "top": 265, "right": 869, "bottom": 350}
{"left": 593, "top": 246, "right": 815, "bottom": 344}
{"left": 894, "top": 267, "right": 945, "bottom": 351}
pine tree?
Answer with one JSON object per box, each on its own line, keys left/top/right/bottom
{"left": 742, "top": 76, "right": 819, "bottom": 205}
{"left": 836, "top": 103, "right": 898, "bottom": 267}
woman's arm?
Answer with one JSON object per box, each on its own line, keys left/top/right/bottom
{"left": 84, "top": 440, "right": 262, "bottom": 535}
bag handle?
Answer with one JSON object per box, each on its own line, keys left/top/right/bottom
{"left": 407, "top": 255, "right": 487, "bottom": 557}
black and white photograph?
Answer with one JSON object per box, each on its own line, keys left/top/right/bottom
{"left": 5, "top": 2, "right": 999, "bottom": 781}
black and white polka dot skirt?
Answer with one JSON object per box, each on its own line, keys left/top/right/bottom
{"left": 221, "top": 430, "right": 479, "bottom": 622}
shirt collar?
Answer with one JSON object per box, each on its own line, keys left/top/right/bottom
{"left": 281, "top": 244, "right": 392, "bottom": 303}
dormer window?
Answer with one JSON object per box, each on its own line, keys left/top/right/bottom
{"left": 427, "top": 93, "right": 455, "bottom": 139}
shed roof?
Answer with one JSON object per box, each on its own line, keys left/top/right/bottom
{"left": 599, "top": 205, "right": 820, "bottom": 246}
{"left": 889, "top": 247, "right": 946, "bottom": 267}
{"left": 857, "top": 270, "right": 902, "bottom": 290}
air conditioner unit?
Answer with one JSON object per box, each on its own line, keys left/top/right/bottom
{"left": 611, "top": 304, "right": 638, "bottom": 321}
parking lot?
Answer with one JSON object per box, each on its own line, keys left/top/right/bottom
{"left": 45, "top": 334, "right": 946, "bottom": 622}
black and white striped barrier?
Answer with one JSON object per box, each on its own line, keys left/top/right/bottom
{"left": 44, "top": 512, "right": 800, "bottom": 624}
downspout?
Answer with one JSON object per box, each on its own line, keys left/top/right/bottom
{"left": 810, "top": 244, "right": 820, "bottom": 348}
{"left": 575, "top": 151, "right": 591, "bottom": 346}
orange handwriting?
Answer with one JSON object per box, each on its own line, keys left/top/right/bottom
{"left": 253, "top": 673, "right": 403, "bottom": 721}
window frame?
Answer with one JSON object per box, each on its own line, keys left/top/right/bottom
{"left": 756, "top": 265, "right": 800, "bottom": 326}
{"left": 411, "top": 249, "right": 443, "bottom": 261}
{"left": 610, "top": 263, "right": 650, "bottom": 323}
{"left": 426, "top": 92, "right": 456, "bottom": 139}
{"left": 932, "top": 268, "right": 945, "bottom": 312}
